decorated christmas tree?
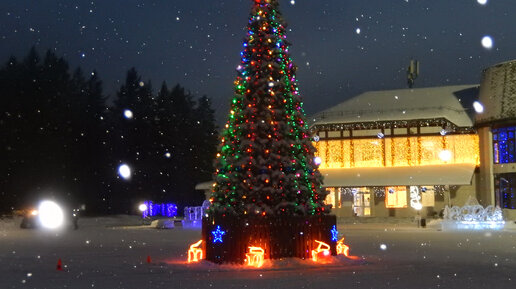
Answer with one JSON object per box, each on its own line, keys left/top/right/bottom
{"left": 202, "top": 0, "right": 336, "bottom": 264}
{"left": 209, "top": 0, "right": 329, "bottom": 217}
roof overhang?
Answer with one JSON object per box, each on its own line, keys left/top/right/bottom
{"left": 320, "top": 164, "right": 476, "bottom": 187}
{"left": 195, "top": 181, "right": 214, "bottom": 190}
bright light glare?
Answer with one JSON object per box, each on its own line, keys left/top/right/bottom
{"left": 138, "top": 204, "right": 148, "bottom": 212}
{"left": 473, "top": 101, "right": 484, "bottom": 113}
{"left": 38, "top": 201, "right": 64, "bottom": 229}
{"left": 481, "top": 36, "right": 493, "bottom": 49}
{"left": 314, "top": 157, "right": 322, "bottom": 166}
{"left": 439, "top": 150, "right": 453, "bottom": 162}
{"left": 118, "top": 164, "right": 131, "bottom": 179}
{"left": 477, "top": 0, "right": 487, "bottom": 5}
{"left": 123, "top": 109, "right": 133, "bottom": 119}
{"left": 380, "top": 244, "right": 387, "bottom": 250}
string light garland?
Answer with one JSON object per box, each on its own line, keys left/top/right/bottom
{"left": 315, "top": 134, "right": 479, "bottom": 169}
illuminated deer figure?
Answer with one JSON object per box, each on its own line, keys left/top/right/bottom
{"left": 336, "top": 237, "right": 350, "bottom": 257}
{"left": 246, "top": 246, "right": 265, "bottom": 268}
{"left": 187, "top": 240, "right": 203, "bottom": 263}
{"left": 336, "top": 237, "right": 360, "bottom": 260}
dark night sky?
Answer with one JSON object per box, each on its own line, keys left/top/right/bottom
{"left": 1, "top": 0, "right": 515, "bottom": 124}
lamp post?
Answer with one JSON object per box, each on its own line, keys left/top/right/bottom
{"left": 138, "top": 203, "right": 148, "bottom": 225}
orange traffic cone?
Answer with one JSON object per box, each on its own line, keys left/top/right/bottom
{"left": 146, "top": 255, "right": 151, "bottom": 264}
{"left": 56, "top": 258, "right": 63, "bottom": 271}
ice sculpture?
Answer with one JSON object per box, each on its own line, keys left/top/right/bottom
{"left": 182, "top": 200, "right": 211, "bottom": 228}
{"left": 441, "top": 196, "right": 505, "bottom": 230}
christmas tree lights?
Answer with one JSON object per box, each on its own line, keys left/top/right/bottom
{"left": 209, "top": 0, "right": 328, "bottom": 216}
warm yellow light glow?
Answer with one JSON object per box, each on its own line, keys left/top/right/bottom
{"left": 439, "top": 149, "right": 452, "bottom": 162}
{"left": 314, "top": 134, "right": 479, "bottom": 169}
{"left": 353, "top": 139, "right": 384, "bottom": 167}
{"left": 311, "top": 240, "right": 332, "bottom": 263}
{"left": 245, "top": 246, "right": 265, "bottom": 268}
{"left": 324, "top": 187, "right": 337, "bottom": 208}
{"left": 187, "top": 240, "right": 203, "bottom": 263}
{"left": 385, "top": 186, "right": 408, "bottom": 208}
{"left": 421, "top": 186, "right": 435, "bottom": 207}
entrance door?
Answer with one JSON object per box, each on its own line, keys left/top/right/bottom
{"left": 353, "top": 189, "right": 371, "bottom": 216}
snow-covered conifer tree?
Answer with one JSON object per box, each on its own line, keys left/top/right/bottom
{"left": 210, "top": 0, "right": 328, "bottom": 216}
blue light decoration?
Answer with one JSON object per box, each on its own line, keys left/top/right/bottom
{"left": 495, "top": 174, "right": 516, "bottom": 209}
{"left": 492, "top": 126, "right": 516, "bottom": 164}
{"left": 211, "top": 225, "right": 226, "bottom": 243}
{"left": 492, "top": 127, "right": 516, "bottom": 209}
{"left": 331, "top": 225, "right": 339, "bottom": 242}
{"left": 141, "top": 201, "right": 178, "bottom": 218}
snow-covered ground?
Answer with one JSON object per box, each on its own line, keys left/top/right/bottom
{"left": 1, "top": 216, "right": 516, "bottom": 289}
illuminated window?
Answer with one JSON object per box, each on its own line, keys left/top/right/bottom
{"left": 324, "top": 187, "right": 336, "bottom": 208}
{"left": 495, "top": 173, "right": 516, "bottom": 209}
{"left": 492, "top": 127, "right": 516, "bottom": 164}
{"left": 385, "top": 186, "right": 407, "bottom": 208}
{"left": 420, "top": 186, "right": 435, "bottom": 207}
{"left": 353, "top": 188, "right": 371, "bottom": 216}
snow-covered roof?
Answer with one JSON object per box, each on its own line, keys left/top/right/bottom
{"left": 477, "top": 59, "right": 516, "bottom": 125}
{"left": 195, "top": 181, "right": 214, "bottom": 191}
{"left": 311, "top": 85, "right": 479, "bottom": 128}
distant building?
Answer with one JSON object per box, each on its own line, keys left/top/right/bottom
{"left": 310, "top": 85, "right": 480, "bottom": 218}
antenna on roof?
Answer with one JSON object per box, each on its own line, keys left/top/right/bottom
{"left": 407, "top": 59, "right": 419, "bottom": 88}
